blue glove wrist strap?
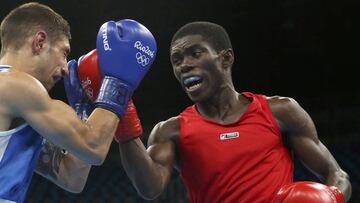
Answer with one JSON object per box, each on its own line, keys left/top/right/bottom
{"left": 95, "top": 76, "right": 131, "bottom": 117}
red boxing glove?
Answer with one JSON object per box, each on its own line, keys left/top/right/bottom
{"left": 274, "top": 181, "right": 345, "bottom": 203}
{"left": 77, "top": 49, "right": 101, "bottom": 102}
{"left": 114, "top": 98, "right": 143, "bottom": 143}
{"left": 77, "top": 50, "right": 143, "bottom": 142}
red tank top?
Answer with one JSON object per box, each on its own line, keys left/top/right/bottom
{"left": 179, "top": 92, "right": 293, "bottom": 203}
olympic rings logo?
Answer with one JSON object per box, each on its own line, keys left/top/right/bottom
{"left": 136, "top": 52, "right": 150, "bottom": 67}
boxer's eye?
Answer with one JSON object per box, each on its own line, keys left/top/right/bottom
{"left": 171, "top": 54, "right": 183, "bottom": 66}
{"left": 191, "top": 50, "right": 202, "bottom": 58}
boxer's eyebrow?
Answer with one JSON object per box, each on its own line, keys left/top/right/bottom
{"left": 171, "top": 44, "right": 202, "bottom": 55}
{"left": 186, "top": 44, "right": 206, "bottom": 52}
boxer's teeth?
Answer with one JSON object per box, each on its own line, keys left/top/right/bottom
{"left": 187, "top": 83, "right": 202, "bottom": 91}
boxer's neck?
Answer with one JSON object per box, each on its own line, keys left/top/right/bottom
{"left": 196, "top": 88, "right": 249, "bottom": 125}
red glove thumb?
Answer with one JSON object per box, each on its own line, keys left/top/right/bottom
{"left": 114, "top": 99, "right": 143, "bottom": 143}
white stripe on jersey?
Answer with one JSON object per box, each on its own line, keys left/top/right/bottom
{"left": 0, "top": 124, "right": 27, "bottom": 162}
{"left": 0, "top": 198, "right": 16, "bottom": 203}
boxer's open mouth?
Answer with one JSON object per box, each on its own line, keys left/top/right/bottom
{"left": 182, "top": 75, "right": 203, "bottom": 92}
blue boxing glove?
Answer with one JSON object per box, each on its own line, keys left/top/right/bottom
{"left": 64, "top": 59, "right": 94, "bottom": 121}
{"left": 95, "top": 19, "right": 157, "bottom": 117}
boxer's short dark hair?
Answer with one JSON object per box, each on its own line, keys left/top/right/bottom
{"left": 0, "top": 2, "right": 71, "bottom": 53}
{"left": 171, "top": 21, "right": 232, "bottom": 52}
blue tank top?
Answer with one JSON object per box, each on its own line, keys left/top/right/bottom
{"left": 0, "top": 66, "right": 44, "bottom": 203}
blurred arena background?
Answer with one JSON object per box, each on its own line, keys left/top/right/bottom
{"left": 2, "top": 0, "right": 359, "bottom": 202}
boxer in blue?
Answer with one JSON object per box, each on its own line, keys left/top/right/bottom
{"left": 0, "top": 2, "right": 156, "bottom": 203}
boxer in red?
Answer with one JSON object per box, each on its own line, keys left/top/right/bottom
{"left": 117, "top": 22, "right": 352, "bottom": 202}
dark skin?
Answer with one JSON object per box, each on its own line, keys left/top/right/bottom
{"left": 119, "top": 34, "right": 352, "bottom": 201}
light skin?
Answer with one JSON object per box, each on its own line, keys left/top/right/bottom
{"left": 119, "top": 34, "right": 352, "bottom": 201}
{"left": 35, "top": 141, "right": 91, "bottom": 193}
{"left": 0, "top": 30, "right": 119, "bottom": 192}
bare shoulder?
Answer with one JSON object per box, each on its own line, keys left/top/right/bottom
{"left": 0, "top": 70, "right": 48, "bottom": 115}
{"left": 266, "top": 95, "right": 302, "bottom": 116}
{"left": 147, "top": 116, "right": 180, "bottom": 146}
{"left": 266, "top": 95, "right": 311, "bottom": 133}
{"left": 0, "top": 70, "right": 47, "bottom": 98}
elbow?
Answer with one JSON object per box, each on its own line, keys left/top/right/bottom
{"left": 59, "top": 180, "right": 86, "bottom": 194}
{"left": 138, "top": 190, "right": 161, "bottom": 200}
{"left": 328, "top": 169, "right": 352, "bottom": 200}
{"left": 339, "top": 169, "right": 352, "bottom": 198}
{"left": 332, "top": 168, "right": 351, "bottom": 184}
{"left": 78, "top": 148, "right": 106, "bottom": 165}
{"left": 65, "top": 185, "right": 85, "bottom": 194}
{"left": 136, "top": 185, "right": 163, "bottom": 200}
{"left": 75, "top": 153, "right": 105, "bottom": 165}
{"left": 87, "top": 152, "right": 106, "bottom": 165}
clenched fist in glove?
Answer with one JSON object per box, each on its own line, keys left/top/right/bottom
{"left": 274, "top": 181, "right": 344, "bottom": 203}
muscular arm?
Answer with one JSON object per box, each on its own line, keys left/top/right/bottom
{"left": 119, "top": 117, "right": 177, "bottom": 200}
{"left": 269, "top": 97, "right": 352, "bottom": 201}
{"left": 4, "top": 71, "right": 118, "bottom": 165}
{"left": 35, "top": 141, "right": 91, "bottom": 193}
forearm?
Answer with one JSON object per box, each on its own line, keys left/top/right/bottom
{"left": 326, "top": 169, "right": 352, "bottom": 202}
{"left": 35, "top": 143, "right": 91, "bottom": 193}
{"left": 56, "top": 153, "right": 91, "bottom": 193}
{"left": 119, "top": 139, "right": 169, "bottom": 199}
{"left": 290, "top": 138, "right": 352, "bottom": 201}
{"left": 84, "top": 108, "right": 119, "bottom": 164}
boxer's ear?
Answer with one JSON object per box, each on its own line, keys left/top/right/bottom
{"left": 220, "top": 48, "right": 234, "bottom": 70}
{"left": 32, "top": 31, "right": 48, "bottom": 55}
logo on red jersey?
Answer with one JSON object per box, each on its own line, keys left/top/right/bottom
{"left": 220, "top": 132, "right": 239, "bottom": 140}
